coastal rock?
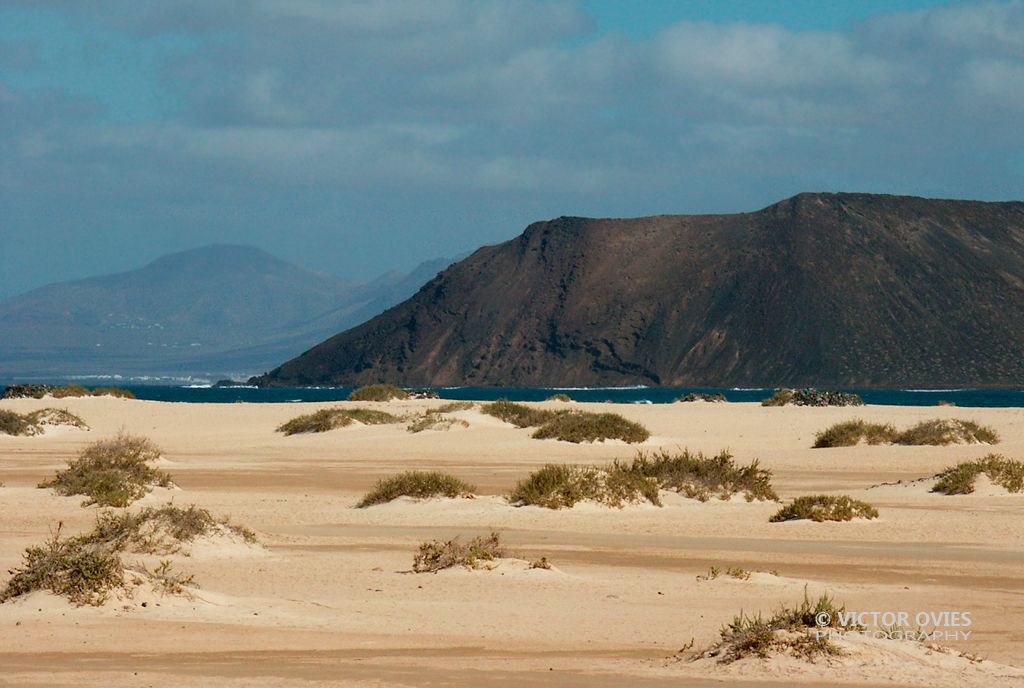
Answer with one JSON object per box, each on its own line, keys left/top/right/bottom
{"left": 761, "top": 389, "right": 864, "bottom": 407}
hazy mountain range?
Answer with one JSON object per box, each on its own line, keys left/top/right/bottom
{"left": 0, "top": 245, "right": 456, "bottom": 380}
{"left": 252, "top": 193, "right": 1024, "bottom": 388}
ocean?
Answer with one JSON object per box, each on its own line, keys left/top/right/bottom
{"left": 5, "top": 382, "right": 1024, "bottom": 407}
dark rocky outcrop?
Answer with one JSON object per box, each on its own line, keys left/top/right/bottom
{"left": 252, "top": 193, "right": 1024, "bottom": 388}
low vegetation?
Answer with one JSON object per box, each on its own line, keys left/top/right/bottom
{"left": 762, "top": 389, "right": 863, "bottom": 407}
{"left": 406, "top": 412, "right": 469, "bottom": 433}
{"left": 931, "top": 454, "right": 1024, "bottom": 495}
{"left": 628, "top": 449, "right": 777, "bottom": 502}
{"left": 697, "top": 566, "right": 753, "bottom": 581}
{"left": 770, "top": 495, "right": 879, "bottom": 523}
{"left": 545, "top": 393, "right": 573, "bottom": 402}
{"left": 89, "top": 504, "right": 256, "bottom": 554}
{"left": 346, "top": 384, "right": 409, "bottom": 402}
{"left": 675, "top": 393, "right": 727, "bottom": 403}
{"left": 412, "top": 532, "right": 507, "bottom": 573}
{"left": 509, "top": 463, "right": 660, "bottom": 509}
{"left": 434, "top": 401, "right": 475, "bottom": 413}
{"left": 277, "top": 407, "right": 400, "bottom": 435}
{"left": 481, "top": 399, "right": 565, "bottom": 428}
{"left": 531, "top": 412, "right": 650, "bottom": 444}
{"left": 1, "top": 384, "right": 135, "bottom": 400}
{"left": 39, "top": 432, "right": 172, "bottom": 507}
{"left": 356, "top": 471, "right": 477, "bottom": 508}
{"left": 813, "top": 418, "right": 998, "bottom": 448}
{"left": 0, "top": 407, "right": 87, "bottom": 436}
{"left": 698, "top": 590, "right": 858, "bottom": 663}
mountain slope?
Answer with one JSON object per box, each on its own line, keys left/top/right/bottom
{"left": 252, "top": 193, "right": 1024, "bottom": 388}
{"left": 0, "top": 245, "right": 454, "bottom": 377}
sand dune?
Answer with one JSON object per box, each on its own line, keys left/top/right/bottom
{"left": 1, "top": 397, "right": 1023, "bottom": 686}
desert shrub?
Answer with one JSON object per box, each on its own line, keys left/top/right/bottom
{"left": 546, "top": 393, "right": 573, "bottom": 402}
{"left": 346, "top": 384, "right": 409, "bottom": 402}
{"left": 702, "top": 590, "right": 857, "bottom": 663}
{"left": 628, "top": 449, "right": 777, "bottom": 502}
{"left": 138, "top": 560, "right": 195, "bottom": 596}
{"left": 50, "top": 384, "right": 91, "bottom": 398}
{"left": 342, "top": 408, "right": 400, "bottom": 425}
{"left": 0, "top": 409, "right": 35, "bottom": 436}
{"left": 762, "top": 389, "right": 863, "bottom": 407}
{"left": 406, "top": 412, "right": 468, "bottom": 433}
{"left": 356, "top": 471, "right": 476, "bottom": 508}
{"left": 531, "top": 412, "right": 650, "bottom": 444}
{"left": 90, "top": 387, "right": 136, "bottom": 399}
{"left": 0, "top": 524, "right": 123, "bottom": 606}
{"left": 509, "top": 463, "right": 660, "bottom": 509}
{"left": 675, "top": 393, "right": 727, "bottom": 403}
{"left": 770, "top": 495, "right": 878, "bottom": 523}
{"left": 931, "top": 454, "right": 1024, "bottom": 495}
{"left": 435, "top": 401, "right": 475, "bottom": 413}
{"left": 697, "top": 566, "right": 753, "bottom": 581}
{"left": 89, "top": 504, "right": 256, "bottom": 554}
{"left": 39, "top": 432, "right": 172, "bottom": 507}
{"left": 812, "top": 420, "right": 898, "bottom": 448}
{"left": 277, "top": 409, "right": 353, "bottom": 435}
{"left": 413, "top": 532, "right": 506, "bottom": 573}
{"left": 895, "top": 419, "right": 998, "bottom": 446}
{"left": 481, "top": 399, "right": 564, "bottom": 428}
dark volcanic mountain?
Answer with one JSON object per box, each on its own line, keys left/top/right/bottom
{"left": 0, "top": 245, "right": 454, "bottom": 378}
{"left": 252, "top": 193, "right": 1024, "bottom": 389}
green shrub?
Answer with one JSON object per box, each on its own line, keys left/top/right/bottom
{"left": 0, "top": 524, "right": 123, "bottom": 606}
{"left": 770, "top": 495, "right": 878, "bottom": 523}
{"left": 39, "top": 432, "right": 172, "bottom": 507}
{"left": 895, "top": 419, "right": 999, "bottom": 446}
{"left": 435, "top": 401, "right": 475, "bottom": 413}
{"left": 812, "top": 420, "right": 898, "bottom": 448}
{"left": 277, "top": 409, "right": 353, "bottom": 435}
{"left": 628, "top": 449, "right": 777, "bottom": 502}
{"left": 356, "top": 471, "right": 477, "bottom": 508}
{"left": 531, "top": 412, "right": 650, "bottom": 444}
{"left": 545, "top": 393, "right": 573, "bottom": 402}
{"left": 89, "top": 504, "right": 256, "bottom": 554}
{"left": 0, "top": 409, "right": 35, "bottom": 436}
{"left": 51, "top": 384, "right": 91, "bottom": 398}
{"left": 931, "top": 454, "right": 1024, "bottom": 495}
{"left": 341, "top": 408, "right": 401, "bottom": 425}
{"left": 481, "top": 399, "right": 564, "bottom": 428}
{"left": 509, "top": 463, "right": 660, "bottom": 509}
{"left": 413, "top": 532, "right": 506, "bottom": 573}
{"left": 346, "top": 384, "right": 409, "bottom": 402}
{"left": 703, "top": 590, "right": 857, "bottom": 663}
{"left": 90, "top": 387, "right": 136, "bottom": 399}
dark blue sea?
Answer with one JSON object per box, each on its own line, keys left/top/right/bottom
{"left": 5, "top": 381, "right": 1024, "bottom": 407}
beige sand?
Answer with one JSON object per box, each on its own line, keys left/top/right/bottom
{"left": 1, "top": 396, "right": 1023, "bottom": 687}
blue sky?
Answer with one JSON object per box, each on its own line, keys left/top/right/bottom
{"left": 1, "top": 1, "right": 1022, "bottom": 298}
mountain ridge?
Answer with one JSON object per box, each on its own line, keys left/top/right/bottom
{"left": 251, "top": 192, "right": 1024, "bottom": 388}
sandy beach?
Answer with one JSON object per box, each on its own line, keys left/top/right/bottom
{"left": 1, "top": 396, "right": 1023, "bottom": 687}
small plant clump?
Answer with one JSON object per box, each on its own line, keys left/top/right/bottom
{"left": 531, "top": 411, "right": 650, "bottom": 444}
{"left": 628, "top": 449, "right": 778, "bottom": 502}
{"left": 39, "top": 432, "right": 172, "bottom": 507}
{"left": 931, "top": 454, "right": 1024, "bottom": 495}
{"left": 406, "top": 412, "right": 469, "bottom": 433}
{"left": 697, "top": 566, "right": 753, "bottom": 581}
{"left": 413, "top": 532, "right": 507, "bottom": 573}
{"left": 545, "top": 393, "right": 573, "bottom": 402}
{"left": 481, "top": 399, "right": 565, "bottom": 428}
{"left": 813, "top": 420, "right": 898, "bottom": 448}
{"left": 675, "top": 393, "right": 727, "bottom": 403}
{"left": 346, "top": 384, "right": 410, "bottom": 402}
{"left": 770, "top": 495, "right": 879, "bottom": 523}
{"left": 762, "top": 389, "right": 863, "bottom": 407}
{"left": 276, "top": 407, "right": 400, "bottom": 435}
{"left": 508, "top": 463, "right": 660, "bottom": 509}
{"left": 356, "top": 471, "right": 477, "bottom": 508}
{"left": 895, "top": 419, "right": 998, "bottom": 446}
{"left": 434, "top": 401, "right": 475, "bottom": 413}
{"left": 0, "top": 408, "right": 88, "bottom": 436}
{"left": 697, "top": 590, "right": 859, "bottom": 663}
{"left": 89, "top": 504, "right": 257, "bottom": 554}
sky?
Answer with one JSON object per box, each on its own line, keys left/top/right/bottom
{"left": 1, "top": 1, "right": 1022, "bottom": 299}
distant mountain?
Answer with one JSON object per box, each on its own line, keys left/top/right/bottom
{"left": 252, "top": 193, "right": 1024, "bottom": 388}
{"left": 0, "top": 245, "right": 455, "bottom": 378}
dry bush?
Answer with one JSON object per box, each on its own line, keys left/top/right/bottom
{"left": 413, "top": 532, "right": 506, "bottom": 573}
{"left": 770, "top": 495, "right": 878, "bottom": 523}
{"left": 509, "top": 463, "right": 660, "bottom": 509}
{"left": 531, "top": 412, "right": 650, "bottom": 444}
{"left": 356, "top": 471, "right": 476, "bottom": 508}
{"left": 628, "top": 449, "right": 777, "bottom": 502}
{"left": 931, "top": 455, "right": 1024, "bottom": 495}
{"left": 346, "top": 384, "right": 409, "bottom": 401}
{"left": 480, "top": 399, "right": 564, "bottom": 428}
